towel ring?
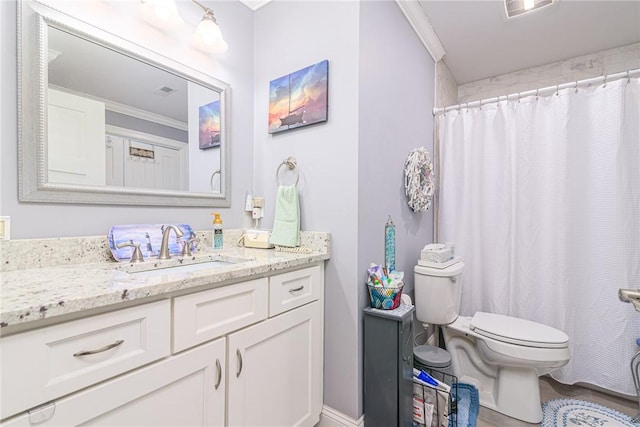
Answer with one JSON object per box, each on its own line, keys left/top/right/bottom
{"left": 276, "top": 157, "right": 299, "bottom": 186}
{"left": 210, "top": 169, "right": 221, "bottom": 191}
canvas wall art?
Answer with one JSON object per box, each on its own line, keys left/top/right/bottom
{"left": 269, "top": 60, "right": 328, "bottom": 134}
{"left": 199, "top": 100, "right": 221, "bottom": 149}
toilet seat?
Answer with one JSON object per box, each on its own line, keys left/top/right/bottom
{"left": 470, "top": 312, "right": 569, "bottom": 349}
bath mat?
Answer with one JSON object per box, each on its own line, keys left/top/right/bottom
{"left": 449, "top": 383, "right": 479, "bottom": 427}
{"left": 542, "top": 398, "right": 639, "bottom": 427}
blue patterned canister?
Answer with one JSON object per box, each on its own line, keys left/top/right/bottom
{"left": 385, "top": 216, "right": 396, "bottom": 272}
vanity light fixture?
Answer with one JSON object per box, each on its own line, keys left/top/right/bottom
{"left": 191, "top": 0, "right": 228, "bottom": 54}
{"left": 139, "top": 0, "right": 228, "bottom": 54}
{"left": 504, "top": 0, "right": 554, "bottom": 18}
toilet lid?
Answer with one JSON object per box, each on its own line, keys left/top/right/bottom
{"left": 470, "top": 312, "right": 569, "bottom": 348}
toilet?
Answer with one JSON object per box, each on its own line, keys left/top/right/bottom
{"left": 414, "top": 261, "right": 570, "bottom": 423}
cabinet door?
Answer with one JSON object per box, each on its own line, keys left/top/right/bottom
{"left": 2, "top": 338, "right": 226, "bottom": 427}
{"left": 47, "top": 88, "right": 106, "bottom": 186}
{"left": 227, "top": 302, "right": 323, "bottom": 427}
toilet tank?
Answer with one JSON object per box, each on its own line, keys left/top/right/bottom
{"left": 414, "top": 262, "right": 464, "bottom": 325}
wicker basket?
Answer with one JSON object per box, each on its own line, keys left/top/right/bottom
{"left": 367, "top": 283, "right": 404, "bottom": 310}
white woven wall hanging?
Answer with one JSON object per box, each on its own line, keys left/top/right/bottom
{"left": 404, "top": 147, "right": 435, "bottom": 212}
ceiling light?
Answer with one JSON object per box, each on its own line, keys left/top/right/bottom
{"left": 505, "top": 0, "right": 554, "bottom": 18}
{"left": 192, "top": 0, "right": 228, "bottom": 53}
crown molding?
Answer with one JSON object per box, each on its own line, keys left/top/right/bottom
{"left": 238, "top": 0, "right": 272, "bottom": 11}
{"left": 395, "top": 0, "right": 446, "bottom": 62}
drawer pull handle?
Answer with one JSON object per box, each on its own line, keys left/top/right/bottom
{"left": 215, "top": 359, "right": 222, "bottom": 390}
{"left": 236, "top": 349, "right": 243, "bottom": 377}
{"left": 289, "top": 285, "right": 304, "bottom": 293}
{"left": 73, "top": 339, "right": 124, "bottom": 357}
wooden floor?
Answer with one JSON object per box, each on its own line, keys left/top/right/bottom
{"left": 476, "top": 376, "right": 639, "bottom": 426}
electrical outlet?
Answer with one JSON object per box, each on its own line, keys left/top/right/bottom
{"left": 252, "top": 207, "right": 262, "bottom": 219}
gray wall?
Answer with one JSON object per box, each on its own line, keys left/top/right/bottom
{"left": 253, "top": 0, "right": 362, "bottom": 418}
{"left": 254, "top": 0, "right": 435, "bottom": 420}
{"left": 0, "top": 0, "right": 255, "bottom": 238}
{"left": 357, "top": 0, "right": 435, "bottom": 417}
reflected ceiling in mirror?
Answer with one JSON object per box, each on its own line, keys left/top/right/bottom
{"left": 18, "top": 0, "right": 231, "bottom": 207}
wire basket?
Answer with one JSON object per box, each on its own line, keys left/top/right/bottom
{"left": 413, "top": 368, "right": 458, "bottom": 427}
{"left": 367, "top": 283, "right": 404, "bottom": 310}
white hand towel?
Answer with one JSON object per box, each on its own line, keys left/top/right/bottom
{"left": 269, "top": 184, "right": 300, "bottom": 247}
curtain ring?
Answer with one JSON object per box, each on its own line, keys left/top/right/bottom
{"left": 535, "top": 89, "right": 539, "bottom": 101}
{"left": 517, "top": 92, "right": 521, "bottom": 103}
{"left": 575, "top": 81, "right": 579, "bottom": 93}
{"left": 627, "top": 70, "right": 631, "bottom": 84}
{"left": 603, "top": 74, "right": 607, "bottom": 88}
{"left": 465, "top": 102, "right": 469, "bottom": 112}
{"left": 556, "top": 84, "right": 560, "bottom": 96}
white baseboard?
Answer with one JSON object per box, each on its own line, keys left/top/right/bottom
{"left": 316, "top": 405, "right": 364, "bottom": 427}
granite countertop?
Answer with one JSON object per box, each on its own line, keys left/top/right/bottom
{"left": 0, "top": 231, "right": 330, "bottom": 331}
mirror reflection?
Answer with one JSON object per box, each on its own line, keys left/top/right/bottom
{"left": 46, "top": 25, "right": 222, "bottom": 194}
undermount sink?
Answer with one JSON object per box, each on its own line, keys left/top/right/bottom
{"left": 128, "top": 260, "right": 237, "bottom": 279}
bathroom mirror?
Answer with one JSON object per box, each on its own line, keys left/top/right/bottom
{"left": 18, "top": 0, "right": 231, "bottom": 206}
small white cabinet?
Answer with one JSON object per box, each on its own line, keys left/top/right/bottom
{"left": 0, "top": 263, "right": 324, "bottom": 427}
{"left": 227, "top": 301, "right": 323, "bottom": 427}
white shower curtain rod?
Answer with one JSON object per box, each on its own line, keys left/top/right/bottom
{"left": 433, "top": 68, "right": 640, "bottom": 115}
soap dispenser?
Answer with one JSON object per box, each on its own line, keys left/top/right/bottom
{"left": 212, "top": 212, "right": 223, "bottom": 249}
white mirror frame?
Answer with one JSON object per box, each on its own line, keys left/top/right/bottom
{"left": 18, "top": 0, "right": 231, "bottom": 207}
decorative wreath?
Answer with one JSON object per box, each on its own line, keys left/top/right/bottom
{"left": 404, "top": 147, "right": 435, "bottom": 212}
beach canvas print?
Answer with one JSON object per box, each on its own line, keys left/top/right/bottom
{"left": 269, "top": 60, "right": 328, "bottom": 134}
{"left": 199, "top": 100, "right": 221, "bottom": 149}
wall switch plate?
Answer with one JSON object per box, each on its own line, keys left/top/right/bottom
{"left": 0, "top": 216, "right": 10, "bottom": 240}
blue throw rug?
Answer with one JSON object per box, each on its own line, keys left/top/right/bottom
{"left": 542, "top": 398, "right": 640, "bottom": 427}
{"left": 449, "top": 383, "right": 479, "bottom": 427}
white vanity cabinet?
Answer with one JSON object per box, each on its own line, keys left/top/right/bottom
{"left": 0, "top": 263, "right": 324, "bottom": 427}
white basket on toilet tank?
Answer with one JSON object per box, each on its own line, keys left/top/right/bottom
{"left": 413, "top": 257, "right": 570, "bottom": 424}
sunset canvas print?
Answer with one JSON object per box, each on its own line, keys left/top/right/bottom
{"left": 269, "top": 60, "right": 328, "bottom": 134}
{"left": 199, "top": 100, "right": 221, "bottom": 149}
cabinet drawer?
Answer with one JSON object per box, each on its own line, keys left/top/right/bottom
{"left": 173, "top": 278, "right": 268, "bottom": 353}
{"left": 2, "top": 338, "right": 224, "bottom": 427}
{"left": 269, "top": 265, "right": 323, "bottom": 316}
{"left": 0, "top": 299, "right": 171, "bottom": 420}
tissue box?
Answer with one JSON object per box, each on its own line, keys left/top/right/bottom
{"left": 420, "top": 244, "right": 453, "bottom": 264}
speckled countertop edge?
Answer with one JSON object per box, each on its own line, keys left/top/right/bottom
{"left": 0, "top": 231, "right": 330, "bottom": 330}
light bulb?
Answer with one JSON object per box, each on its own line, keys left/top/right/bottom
{"left": 193, "top": 14, "right": 228, "bottom": 53}
{"left": 523, "top": 0, "right": 535, "bottom": 10}
{"left": 196, "top": 18, "right": 222, "bottom": 46}
{"left": 140, "top": 0, "right": 183, "bottom": 29}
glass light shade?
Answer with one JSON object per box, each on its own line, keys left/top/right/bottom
{"left": 140, "top": 0, "right": 183, "bottom": 29}
{"left": 194, "top": 17, "right": 228, "bottom": 53}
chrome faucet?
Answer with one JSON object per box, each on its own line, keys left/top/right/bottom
{"left": 158, "top": 225, "right": 185, "bottom": 260}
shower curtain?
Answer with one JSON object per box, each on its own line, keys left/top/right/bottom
{"left": 437, "top": 77, "right": 640, "bottom": 396}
